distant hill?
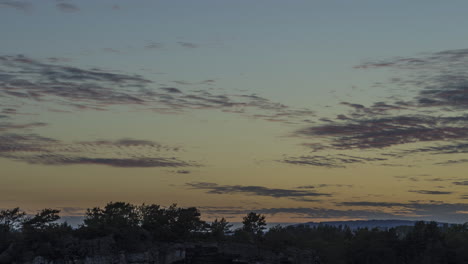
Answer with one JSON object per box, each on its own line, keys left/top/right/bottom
{"left": 293, "top": 219, "right": 454, "bottom": 230}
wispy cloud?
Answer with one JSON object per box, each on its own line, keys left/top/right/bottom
{"left": 296, "top": 184, "right": 354, "bottom": 189}
{"left": 177, "top": 42, "right": 198, "bottom": 48}
{"left": 21, "top": 155, "right": 192, "bottom": 168}
{"left": 0, "top": 55, "right": 314, "bottom": 124}
{"left": 285, "top": 48, "right": 468, "bottom": 168}
{"left": 0, "top": 133, "right": 197, "bottom": 168}
{"left": 354, "top": 49, "right": 468, "bottom": 112}
{"left": 201, "top": 206, "right": 403, "bottom": 220}
{"left": 340, "top": 201, "right": 408, "bottom": 207}
{"left": 403, "top": 142, "right": 468, "bottom": 155}
{"left": 0, "top": 0, "right": 32, "bottom": 12}
{"left": 186, "top": 182, "right": 331, "bottom": 201}
{"left": 195, "top": 200, "right": 468, "bottom": 222}
{"left": 175, "top": 170, "right": 191, "bottom": 174}
{"left": 295, "top": 115, "right": 468, "bottom": 150}
{"left": 0, "top": 55, "right": 151, "bottom": 109}
{"left": 56, "top": 2, "right": 79, "bottom": 13}
{"left": 435, "top": 159, "right": 468, "bottom": 166}
{"left": 145, "top": 42, "right": 163, "bottom": 49}
{"left": 336, "top": 200, "right": 468, "bottom": 222}
{"left": 0, "top": 122, "right": 47, "bottom": 132}
{"left": 409, "top": 190, "right": 453, "bottom": 195}
{"left": 280, "top": 154, "right": 386, "bottom": 168}
{"left": 453, "top": 181, "right": 468, "bottom": 186}
{"left": 46, "top": 57, "right": 72, "bottom": 63}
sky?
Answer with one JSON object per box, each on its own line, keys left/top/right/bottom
{"left": 2, "top": 0, "right": 468, "bottom": 224}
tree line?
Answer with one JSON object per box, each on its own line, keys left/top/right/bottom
{"left": 2, "top": 202, "right": 468, "bottom": 263}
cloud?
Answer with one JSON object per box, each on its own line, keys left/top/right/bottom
{"left": 453, "top": 181, "right": 468, "bottom": 186}
{"left": 56, "top": 2, "right": 79, "bottom": 13}
{"left": 177, "top": 42, "right": 198, "bottom": 48}
{"left": 425, "top": 177, "right": 447, "bottom": 182}
{"left": 0, "top": 54, "right": 314, "bottom": 124}
{"left": 339, "top": 101, "right": 409, "bottom": 119}
{"left": 0, "top": 55, "right": 152, "bottom": 109}
{"left": 280, "top": 154, "right": 386, "bottom": 168}
{"left": 76, "top": 138, "right": 180, "bottom": 151}
{"left": 412, "top": 142, "right": 468, "bottom": 155}
{"left": 286, "top": 48, "right": 468, "bottom": 168}
{"left": 0, "top": 55, "right": 150, "bottom": 84}
{"left": 0, "top": 0, "right": 31, "bottom": 12}
{"left": 20, "top": 155, "right": 192, "bottom": 168}
{"left": 0, "top": 133, "right": 197, "bottom": 168}
{"left": 201, "top": 206, "right": 402, "bottom": 220}
{"left": 0, "top": 133, "right": 57, "bottom": 153}
{"left": 334, "top": 201, "right": 468, "bottom": 222}
{"left": 46, "top": 57, "right": 72, "bottom": 63}
{"left": 393, "top": 175, "right": 431, "bottom": 182}
{"left": 186, "top": 182, "right": 331, "bottom": 200}
{"left": 355, "top": 49, "right": 468, "bottom": 112}
{"left": 409, "top": 190, "right": 453, "bottom": 195}
{"left": 435, "top": 159, "right": 468, "bottom": 166}
{"left": 354, "top": 49, "right": 468, "bottom": 70}
{"left": 160, "top": 87, "right": 182, "bottom": 93}
{"left": 172, "top": 80, "right": 216, "bottom": 85}
{"left": 340, "top": 201, "right": 408, "bottom": 207}
{"left": 296, "top": 115, "right": 468, "bottom": 150}
{"left": 0, "top": 122, "right": 47, "bottom": 131}
{"left": 296, "top": 184, "right": 353, "bottom": 189}
{"left": 145, "top": 42, "right": 163, "bottom": 49}
{"left": 196, "top": 200, "right": 468, "bottom": 222}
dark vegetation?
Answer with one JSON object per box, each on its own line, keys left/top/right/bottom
{"left": 2, "top": 202, "right": 468, "bottom": 263}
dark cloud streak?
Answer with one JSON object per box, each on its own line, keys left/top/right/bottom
{"left": 186, "top": 182, "right": 331, "bottom": 200}
{"left": 280, "top": 154, "right": 386, "bottom": 168}
{"left": 409, "top": 190, "right": 453, "bottom": 195}
{"left": 0, "top": 133, "right": 196, "bottom": 168}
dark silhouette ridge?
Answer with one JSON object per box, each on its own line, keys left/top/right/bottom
{"left": 1, "top": 202, "right": 468, "bottom": 263}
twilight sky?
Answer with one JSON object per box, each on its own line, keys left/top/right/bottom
{"left": 2, "top": 0, "right": 468, "bottom": 223}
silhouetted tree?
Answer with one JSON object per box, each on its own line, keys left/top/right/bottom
{"left": 0, "top": 207, "right": 26, "bottom": 232}
{"left": 263, "top": 225, "right": 296, "bottom": 251}
{"left": 22, "top": 209, "right": 60, "bottom": 231}
{"left": 0, "top": 207, "right": 27, "bottom": 254}
{"left": 139, "top": 203, "right": 166, "bottom": 236}
{"left": 21, "top": 209, "right": 73, "bottom": 258}
{"left": 235, "top": 212, "right": 266, "bottom": 243}
{"left": 81, "top": 201, "right": 140, "bottom": 238}
{"left": 242, "top": 212, "right": 266, "bottom": 235}
{"left": 170, "top": 206, "right": 206, "bottom": 240}
{"left": 210, "top": 218, "right": 232, "bottom": 240}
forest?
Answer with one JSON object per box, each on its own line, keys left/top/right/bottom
{"left": 1, "top": 202, "right": 468, "bottom": 264}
